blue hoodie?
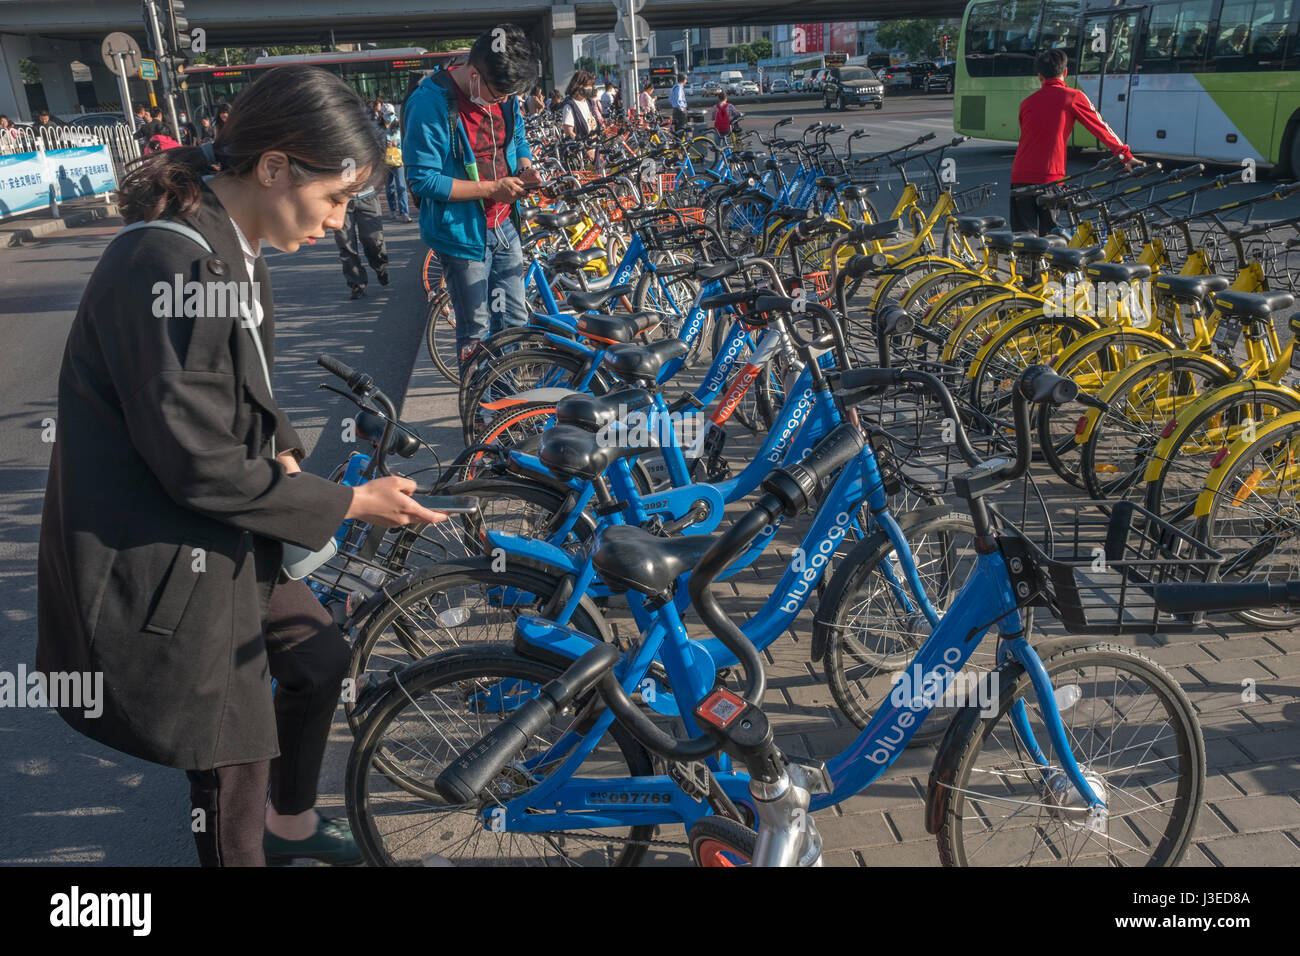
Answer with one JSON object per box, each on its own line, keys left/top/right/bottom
{"left": 402, "top": 70, "right": 533, "bottom": 261}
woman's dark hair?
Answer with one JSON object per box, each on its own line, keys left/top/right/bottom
{"left": 469, "top": 23, "right": 538, "bottom": 96}
{"left": 566, "top": 70, "right": 595, "bottom": 98}
{"left": 120, "top": 65, "right": 384, "bottom": 224}
{"left": 1036, "top": 49, "right": 1069, "bottom": 78}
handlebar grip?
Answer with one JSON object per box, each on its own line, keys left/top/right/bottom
{"left": 433, "top": 643, "right": 620, "bottom": 805}
{"left": 1017, "top": 364, "right": 1078, "bottom": 405}
{"left": 318, "top": 353, "right": 357, "bottom": 384}
{"left": 700, "top": 288, "right": 760, "bottom": 310}
{"left": 919, "top": 132, "right": 936, "bottom": 143}
{"left": 838, "top": 367, "right": 902, "bottom": 391}
{"left": 760, "top": 422, "right": 864, "bottom": 517}
{"left": 1154, "top": 581, "right": 1300, "bottom": 614}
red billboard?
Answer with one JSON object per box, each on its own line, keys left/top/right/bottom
{"left": 829, "top": 22, "right": 858, "bottom": 56}
{"left": 793, "top": 23, "right": 825, "bottom": 54}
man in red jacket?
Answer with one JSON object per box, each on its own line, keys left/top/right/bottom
{"left": 1010, "top": 48, "right": 1139, "bottom": 234}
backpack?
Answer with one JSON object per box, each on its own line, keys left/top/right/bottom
{"left": 714, "top": 104, "right": 733, "bottom": 134}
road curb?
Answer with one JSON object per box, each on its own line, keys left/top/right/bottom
{"left": 3, "top": 202, "right": 118, "bottom": 246}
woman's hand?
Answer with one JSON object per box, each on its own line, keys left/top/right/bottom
{"left": 345, "top": 476, "right": 449, "bottom": 528}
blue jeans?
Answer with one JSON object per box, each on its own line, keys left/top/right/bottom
{"left": 436, "top": 218, "right": 528, "bottom": 364}
{"left": 385, "top": 166, "right": 409, "bottom": 217}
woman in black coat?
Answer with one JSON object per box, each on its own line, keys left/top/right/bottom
{"left": 36, "top": 66, "right": 446, "bottom": 866}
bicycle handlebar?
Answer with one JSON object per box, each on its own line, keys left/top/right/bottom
{"left": 1154, "top": 580, "right": 1300, "bottom": 614}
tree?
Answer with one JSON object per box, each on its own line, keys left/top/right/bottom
{"left": 725, "top": 43, "right": 749, "bottom": 65}
{"left": 750, "top": 37, "right": 773, "bottom": 63}
{"left": 875, "top": 19, "right": 949, "bottom": 60}
{"left": 574, "top": 55, "right": 598, "bottom": 74}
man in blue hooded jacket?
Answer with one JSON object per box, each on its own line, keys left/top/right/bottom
{"left": 403, "top": 24, "right": 542, "bottom": 368}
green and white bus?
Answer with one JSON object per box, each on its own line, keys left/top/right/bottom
{"left": 955, "top": 0, "right": 1300, "bottom": 173}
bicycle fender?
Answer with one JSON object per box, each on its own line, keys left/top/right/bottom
{"left": 1143, "top": 382, "right": 1300, "bottom": 484}
{"left": 1193, "top": 409, "right": 1300, "bottom": 518}
{"left": 1075, "top": 350, "right": 1234, "bottom": 444}
{"left": 809, "top": 504, "right": 965, "bottom": 663}
{"left": 484, "top": 530, "right": 579, "bottom": 574}
{"left": 479, "top": 387, "right": 578, "bottom": 412}
{"left": 1051, "top": 326, "right": 1173, "bottom": 373}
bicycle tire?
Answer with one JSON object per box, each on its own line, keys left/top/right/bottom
{"left": 689, "top": 816, "right": 757, "bottom": 866}
{"left": 933, "top": 641, "right": 1204, "bottom": 867}
{"left": 346, "top": 646, "right": 654, "bottom": 866}
{"left": 461, "top": 347, "right": 595, "bottom": 446}
{"left": 424, "top": 289, "right": 459, "bottom": 384}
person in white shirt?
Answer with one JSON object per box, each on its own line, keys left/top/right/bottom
{"left": 561, "top": 70, "right": 603, "bottom": 168}
{"left": 637, "top": 81, "right": 657, "bottom": 125}
{"left": 599, "top": 83, "right": 616, "bottom": 119}
{"left": 375, "top": 94, "right": 397, "bottom": 126}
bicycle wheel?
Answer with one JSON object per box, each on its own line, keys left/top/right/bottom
{"left": 1039, "top": 330, "right": 1173, "bottom": 490}
{"left": 689, "top": 816, "right": 756, "bottom": 866}
{"left": 969, "top": 314, "right": 1095, "bottom": 423}
{"left": 1196, "top": 419, "right": 1300, "bottom": 628}
{"left": 687, "top": 136, "right": 719, "bottom": 169}
{"left": 818, "top": 512, "right": 982, "bottom": 745}
{"left": 1147, "top": 386, "right": 1300, "bottom": 526}
{"left": 457, "top": 328, "right": 572, "bottom": 424}
{"left": 346, "top": 556, "right": 608, "bottom": 728}
{"left": 868, "top": 257, "right": 976, "bottom": 313}
{"left": 461, "top": 347, "right": 594, "bottom": 446}
{"left": 934, "top": 641, "right": 1204, "bottom": 866}
{"left": 346, "top": 646, "right": 655, "bottom": 866}
{"left": 1081, "top": 357, "right": 1230, "bottom": 501}
{"left": 424, "top": 289, "right": 460, "bottom": 384}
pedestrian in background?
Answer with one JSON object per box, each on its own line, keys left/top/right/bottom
{"left": 670, "top": 73, "right": 688, "bottom": 129}
{"left": 403, "top": 23, "right": 541, "bottom": 369}
{"left": 1010, "top": 48, "right": 1139, "bottom": 234}
{"left": 710, "top": 91, "right": 743, "bottom": 146}
{"left": 527, "top": 85, "right": 546, "bottom": 116}
{"left": 332, "top": 186, "right": 389, "bottom": 298}
{"left": 382, "top": 118, "right": 412, "bottom": 222}
{"left": 637, "top": 80, "right": 656, "bottom": 125}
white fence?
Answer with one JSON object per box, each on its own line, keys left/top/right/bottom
{"left": 1, "top": 122, "right": 140, "bottom": 167}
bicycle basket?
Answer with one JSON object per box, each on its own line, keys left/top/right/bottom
{"left": 997, "top": 499, "right": 1223, "bottom": 634}
{"left": 952, "top": 182, "right": 995, "bottom": 215}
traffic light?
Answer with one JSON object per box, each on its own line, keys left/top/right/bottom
{"left": 142, "top": 0, "right": 167, "bottom": 56}
{"left": 167, "top": 1, "right": 193, "bottom": 57}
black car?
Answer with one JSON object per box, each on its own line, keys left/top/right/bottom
{"left": 924, "top": 63, "right": 955, "bottom": 94}
{"left": 906, "top": 62, "right": 940, "bottom": 90}
{"left": 822, "top": 66, "right": 885, "bottom": 111}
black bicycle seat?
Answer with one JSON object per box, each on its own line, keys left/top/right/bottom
{"left": 840, "top": 183, "right": 879, "bottom": 200}
{"left": 534, "top": 210, "right": 580, "bottom": 231}
{"left": 593, "top": 524, "right": 719, "bottom": 599}
{"left": 576, "top": 311, "right": 658, "bottom": 343}
{"left": 1012, "top": 234, "right": 1068, "bottom": 255}
{"left": 550, "top": 248, "right": 607, "bottom": 275}
{"left": 604, "top": 339, "right": 691, "bottom": 382}
{"left": 565, "top": 284, "right": 633, "bottom": 312}
{"left": 1043, "top": 245, "right": 1104, "bottom": 270}
{"left": 556, "top": 387, "right": 655, "bottom": 432}
{"left": 1085, "top": 261, "right": 1152, "bottom": 283}
{"left": 953, "top": 215, "right": 1006, "bottom": 236}
{"left": 1212, "top": 289, "right": 1295, "bottom": 319}
{"left": 537, "top": 423, "right": 643, "bottom": 482}
{"left": 1152, "top": 274, "right": 1230, "bottom": 302}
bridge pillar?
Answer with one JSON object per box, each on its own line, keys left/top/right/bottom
{"left": 545, "top": 3, "right": 576, "bottom": 92}
{"left": 0, "top": 33, "right": 33, "bottom": 121}
{"left": 26, "top": 35, "right": 82, "bottom": 116}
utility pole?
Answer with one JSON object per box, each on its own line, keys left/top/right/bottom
{"left": 683, "top": 29, "right": 690, "bottom": 73}
{"left": 143, "top": 0, "right": 181, "bottom": 141}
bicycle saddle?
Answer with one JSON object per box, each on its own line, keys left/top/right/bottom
{"left": 1085, "top": 261, "right": 1152, "bottom": 283}
{"left": 1152, "top": 274, "right": 1230, "bottom": 302}
{"left": 534, "top": 210, "right": 580, "bottom": 231}
{"left": 982, "top": 230, "right": 1020, "bottom": 252}
{"left": 737, "top": 150, "right": 759, "bottom": 162}
{"left": 771, "top": 205, "right": 811, "bottom": 222}
{"left": 1043, "top": 245, "right": 1104, "bottom": 270}
{"left": 840, "top": 183, "right": 878, "bottom": 200}
{"left": 576, "top": 310, "right": 659, "bottom": 343}
{"left": 1211, "top": 289, "right": 1295, "bottom": 319}
{"left": 604, "top": 338, "right": 691, "bottom": 382}
{"left": 593, "top": 524, "right": 720, "bottom": 600}
{"left": 696, "top": 259, "right": 746, "bottom": 281}
{"left": 537, "top": 423, "right": 645, "bottom": 482}
{"left": 566, "top": 284, "right": 633, "bottom": 312}
{"left": 550, "top": 248, "right": 607, "bottom": 275}
{"left": 1012, "top": 234, "right": 1068, "bottom": 255}
{"left": 556, "top": 387, "right": 655, "bottom": 432}
{"left": 815, "top": 174, "right": 851, "bottom": 191}
{"left": 953, "top": 215, "right": 1005, "bottom": 236}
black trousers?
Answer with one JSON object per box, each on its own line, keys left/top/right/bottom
{"left": 672, "top": 107, "right": 688, "bottom": 130}
{"left": 186, "top": 577, "right": 350, "bottom": 866}
{"left": 333, "top": 192, "right": 388, "bottom": 290}
{"left": 1009, "top": 182, "right": 1059, "bottom": 236}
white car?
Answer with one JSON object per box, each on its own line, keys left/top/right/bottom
{"left": 769, "top": 78, "right": 790, "bottom": 94}
{"left": 739, "top": 80, "right": 760, "bottom": 95}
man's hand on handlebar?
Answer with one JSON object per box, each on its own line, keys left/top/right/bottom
{"left": 346, "top": 476, "right": 449, "bottom": 528}
{"left": 486, "top": 177, "right": 528, "bottom": 202}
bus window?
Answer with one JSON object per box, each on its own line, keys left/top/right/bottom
{"left": 1172, "top": 0, "right": 1214, "bottom": 69}
{"left": 1000, "top": 0, "right": 1043, "bottom": 74}
{"left": 1039, "top": 0, "right": 1080, "bottom": 69}
{"left": 964, "top": 1, "right": 1001, "bottom": 76}
{"left": 1211, "top": 0, "right": 1295, "bottom": 68}
{"left": 1140, "top": 1, "right": 1181, "bottom": 72}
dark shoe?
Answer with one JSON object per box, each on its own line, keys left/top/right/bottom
{"left": 350, "top": 285, "right": 365, "bottom": 299}
{"left": 264, "top": 815, "right": 362, "bottom": 866}
{"left": 377, "top": 269, "right": 390, "bottom": 286}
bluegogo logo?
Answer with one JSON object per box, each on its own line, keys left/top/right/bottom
{"left": 779, "top": 511, "right": 851, "bottom": 613}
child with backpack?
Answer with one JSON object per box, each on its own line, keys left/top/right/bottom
{"left": 711, "top": 92, "right": 743, "bottom": 146}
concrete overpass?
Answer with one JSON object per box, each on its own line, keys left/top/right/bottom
{"left": 0, "top": 0, "right": 968, "bottom": 119}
